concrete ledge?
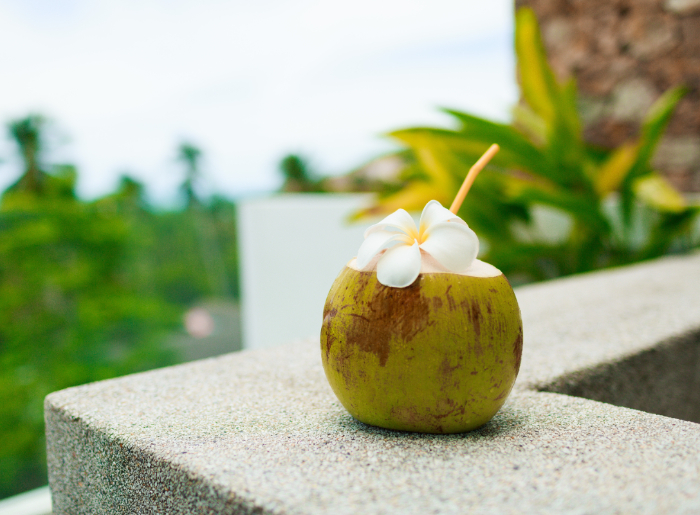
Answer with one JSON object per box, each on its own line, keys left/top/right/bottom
{"left": 541, "top": 330, "right": 700, "bottom": 423}
{"left": 45, "top": 253, "right": 700, "bottom": 514}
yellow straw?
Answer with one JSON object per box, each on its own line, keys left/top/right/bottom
{"left": 449, "top": 143, "right": 500, "bottom": 214}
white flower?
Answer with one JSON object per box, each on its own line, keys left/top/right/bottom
{"left": 357, "top": 200, "right": 479, "bottom": 288}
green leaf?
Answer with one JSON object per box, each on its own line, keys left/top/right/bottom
{"left": 515, "top": 8, "right": 559, "bottom": 128}
{"left": 457, "top": 170, "right": 531, "bottom": 241}
{"left": 557, "top": 78, "right": 583, "bottom": 141}
{"left": 619, "top": 86, "right": 686, "bottom": 225}
{"left": 633, "top": 86, "right": 687, "bottom": 176}
{"left": 443, "top": 109, "right": 556, "bottom": 173}
{"left": 506, "top": 180, "right": 609, "bottom": 234}
{"left": 390, "top": 127, "right": 488, "bottom": 165}
{"left": 515, "top": 8, "right": 590, "bottom": 192}
{"left": 547, "top": 79, "right": 589, "bottom": 189}
{"left": 640, "top": 206, "right": 700, "bottom": 259}
{"left": 391, "top": 126, "right": 567, "bottom": 188}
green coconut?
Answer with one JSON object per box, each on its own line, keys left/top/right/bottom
{"left": 321, "top": 256, "right": 522, "bottom": 434}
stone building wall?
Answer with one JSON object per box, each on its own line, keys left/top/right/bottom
{"left": 515, "top": 0, "right": 700, "bottom": 192}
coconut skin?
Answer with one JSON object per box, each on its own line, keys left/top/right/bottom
{"left": 321, "top": 264, "right": 522, "bottom": 434}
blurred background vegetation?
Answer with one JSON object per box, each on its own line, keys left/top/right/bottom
{"left": 0, "top": 116, "right": 240, "bottom": 499}
{"left": 2, "top": 4, "right": 699, "bottom": 503}
{"left": 345, "top": 8, "right": 700, "bottom": 283}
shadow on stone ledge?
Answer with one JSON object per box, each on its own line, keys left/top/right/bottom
{"left": 539, "top": 329, "right": 700, "bottom": 423}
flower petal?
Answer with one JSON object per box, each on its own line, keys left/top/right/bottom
{"left": 364, "top": 208, "right": 418, "bottom": 239}
{"left": 356, "top": 230, "right": 403, "bottom": 269}
{"left": 420, "top": 221, "right": 479, "bottom": 272}
{"left": 419, "top": 200, "right": 466, "bottom": 236}
{"left": 377, "top": 240, "right": 421, "bottom": 288}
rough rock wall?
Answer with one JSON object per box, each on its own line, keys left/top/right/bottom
{"left": 515, "top": 0, "right": 700, "bottom": 192}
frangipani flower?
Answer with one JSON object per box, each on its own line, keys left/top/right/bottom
{"left": 357, "top": 200, "right": 479, "bottom": 288}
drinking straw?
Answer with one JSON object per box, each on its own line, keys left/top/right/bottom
{"left": 449, "top": 143, "right": 500, "bottom": 214}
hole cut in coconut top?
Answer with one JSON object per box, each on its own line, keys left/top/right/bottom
{"left": 347, "top": 249, "right": 502, "bottom": 278}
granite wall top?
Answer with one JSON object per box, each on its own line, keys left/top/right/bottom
{"left": 45, "top": 252, "right": 700, "bottom": 514}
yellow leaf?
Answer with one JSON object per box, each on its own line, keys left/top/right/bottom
{"left": 351, "top": 131, "right": 476, "bottom": 221}
{"left": 632, "top": 174, "right": 687, "bottom": 213}
{"left": 595, "top": 143, "right": 639, "bottom": 196}
{"left": 413, "top": 146, "right": 455, "bottom": 191}
{"left": 389, "top": 131, "right": 465, "bottom": 189}
{"left": 515, "top": 8, "right": 557, "bottom": 127}
{"left": 511, "top": 105, "right": 547, "bottom": 146}
{"left": 349, "top": 182, "right": 449, "bottom": 221}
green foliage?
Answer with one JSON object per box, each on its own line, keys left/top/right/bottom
{"left": 103, "top": 186, "right": 240, "bottom": 305}
{"left": 0, "top": 119, "right": 240, "bottom": 499}
{"left": 354, "top": 8, "right": 699, "bottom": 282}
{"left": 279, "top": 154, "right": 325, "bottom": 192}
{"left": 0, "top": 182, "right": 179, "bottom": 498}
{"left": 103, "top": 164, "right": 240, "bottom": 305}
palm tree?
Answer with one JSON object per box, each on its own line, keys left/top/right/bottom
{"left": 178, "top": 142, "right": 202, "bottom": 208}
{"left": 279, "top": 154, "right": 321, "bottom": 192}
{"left": 7, "top": 115, "right": 47, "bottom": 195}
{"left": 176, "top": 142, "right": 231, "bottom": 297}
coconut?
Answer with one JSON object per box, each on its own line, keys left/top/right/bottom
{"left": 321, "top": 143, "right": 522, "bottom": 433}
{"left": 321, "top": 251, "right": 522, "bottom": 434}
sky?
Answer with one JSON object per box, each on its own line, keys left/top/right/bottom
{"left": 0, "top": 0, "right": 516, "bottom": 205}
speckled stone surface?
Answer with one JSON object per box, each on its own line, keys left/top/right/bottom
{"left": 514, "top": 251, "right": 700, "bottom": 392}
{"left": 45, "top": 253, "right": 700, "bottom": 514}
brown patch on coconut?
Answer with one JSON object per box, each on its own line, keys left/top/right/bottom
{"left": 513, "top": 328, "right": 524, "bottom": 375}
{"left": 322, "top": 308, "right": 338, "bottom": 360}
{"left": 469, "top": 299, "right": 482, "bottom": 340}
{"left": 344, "top": 274, "right": 433, "bottom": 366}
